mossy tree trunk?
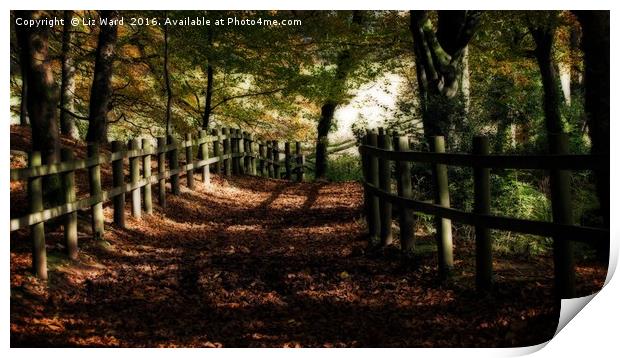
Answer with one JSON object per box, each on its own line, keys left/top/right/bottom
{"left": 86, "top": 10, "right": 118, "bottom": 144}
{"left": 530, "top": 13, "right": 565, "bottom": 137}
{"left": 60, "top": 10, "right": 79, "bottom": 139}
{"left": 410, "top": 10, "right": 480, "bottom": 149}
{"left": 575, "top": 11, "right": 610, "bottom": 260}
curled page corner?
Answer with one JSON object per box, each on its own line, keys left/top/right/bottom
{"left": 554, "top": 293, "right": 597, "bottom": 337}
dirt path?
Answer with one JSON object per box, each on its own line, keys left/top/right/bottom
{"left": 10, "top": 175, "right": 605, "bottom": 347}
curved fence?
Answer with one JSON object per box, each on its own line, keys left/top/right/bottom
{"left": 10, "top": 127, "right": 305, "bottom": 279}
{"left": 359, "top": 128, "right": 608, "bottom": 298}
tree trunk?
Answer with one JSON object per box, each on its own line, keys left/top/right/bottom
{"left": 86, "top": 10, "right": 118, "bottom": 144}
{"left": 202, "top": 64, "right": 214, "bottom": 129}
{"left": 313, "top": 11, "right": 362, "bottom": 180}
{"left": 314, "top": 101, "right": 337, "bottom": 179}
{"left": 575, "top": 11, "right": 610, "bottom": 228}
{"left": 60, "top": 10, "right": 79, "bottom": 139}
{"left": 202, "top": 27, "right": 214, "bottom": 129}
{"left": 410, "top": 11, "right": 480, "bottom": 149}
{"left": 163, "top": 16, "right": 173, "bottom": 135}
{"left": 15, "top": 11, "right": 60, "bottom": 160}
{"left": 530, "top": 20, "right": 565, "bottom": 137}
{"left": 16, "top": 20, "right": 29, "bottom": 126}
{"left": 16, "top": 10, "right": 62, "bottom": 203}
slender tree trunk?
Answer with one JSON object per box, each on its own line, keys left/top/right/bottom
{"left": 163, "top": 17, "right": 173, "bottom": 135}
{"left": 315, "top": 101, "right": 337, "bottom": 179}
{"left": 202, "top": 27, "right": 214, "bottom": 129}
{"left": 313, "top": 11, "right": 363, "bottom": 180}
{"left": 60, "top": 10, "right": 79, "bottom": 139}
{"left": 202, "top": 64, "right": 213, "bottom": 129}
{"left": 531, "top": 22, "right": 565, "bottom": 136}
{"left": 575, "top": 11, "right": 610, "bottom": 229}
{"left": 86, "top": 10, "right": 118, "bottom": 144}
{"left": 16, "top": 21, "right": 29, "bottom": 126}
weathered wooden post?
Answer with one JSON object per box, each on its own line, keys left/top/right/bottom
{"left": 259, "top": 141, "right": 266, "bottom": 176}
{"left": 249, "top": 133, "right": 257, "bottom": 175}
{"left": 267, "top": 141, "right": 274, "bottom": 178}
{"left": 377, "top": 128, "right": 393, "bottom": 247}
{"left": 473, "top": 136, "right": 492, "bottom": 291}
{"left": 88, "top": 143, "right": 105, "bottom": 239}
{"left": 211, "top": 128, "right": 222, "bottom": 175}
{"left": 296, "top": 142, "right": 304, "bottom": 182}
{"left": 129, "top": 139, "right": 142, "bottom": 218}
{"left": 199, "top": 129, "right": 210, "bottom": 185}
{"left": 142, "top": 138, "right": 153, "bottom": 215}
{"left": 238, "top": 129, "right": 245, "bottom": 175}
{"left": 550, "top": 133, "right": 576, "bottom": 298}
{"left": 111, "top": 141, "right": 126, "bottom": 228}
{"left": 394, "top": 132, "right": 414, "bottom": 256}
{"left": 28, "top": 151, "right": 46, "bottom": 279}
{"left": 284, "top": 142, "right": 292, "bottom": 180}
{"left": 243, "top": 132, "right": 251, "bottom": 174}
{"left": 366, "top": 130, "right": 381, "bottom": 248}
{"left": 185, "top": 133, "right": 195, "bottom": 189}
{"left": 157, "top": 137, "right": 167, "bottom": 208}
{"left": 168, "top": 135, "right": 180, "bottom": 195}
{"left": 231, "top": 129, "right": 239, "bottom": 175}
{"left": 222, "top": 128, "right": 232, "bottom": 176}
{"left": 273, "top": 140, "right": 280, "bottom": 179}
{"left": 62, "top": 148, "right": 78, "bottom": 259}
{"left": 431, "top": 136, "right": 453, "bottom": 277}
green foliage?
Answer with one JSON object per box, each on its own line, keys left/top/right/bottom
{"left": 310, "top": 153, "right": 362, "bottom": 182}
{"left": 490, "top": 172, "right": 553, "bottom": 256}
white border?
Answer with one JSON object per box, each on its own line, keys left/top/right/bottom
{"left": 3, "top": 1, "right": 618, "bottom": 357}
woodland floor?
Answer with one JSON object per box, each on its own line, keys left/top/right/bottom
{"left": 10, "top": 127, "right": 607, "bottom": 348}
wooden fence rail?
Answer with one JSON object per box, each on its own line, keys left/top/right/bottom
{"left": 10, "top": 127, "right": 305, "bottom": 279}
{"left": 359, "top": 128, "right": 608, "bottom": 298}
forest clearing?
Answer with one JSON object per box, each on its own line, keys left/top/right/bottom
{"left": 9, "top": 9, "right": 609, "bottom": 348}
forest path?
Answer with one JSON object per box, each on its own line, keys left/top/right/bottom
{"left": 11, "top": 174, "right": 572, "bottom": 347}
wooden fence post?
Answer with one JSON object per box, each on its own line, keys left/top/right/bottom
{"left": 111, "top": 141, "right": 126, "bottom": 228}
{"left": 129, "top": 139, "right": 142, "bottom": 218}
{"left": 550, "top": 133, "right": 576, "bottom": 298}
{"left": 473, "top": 136, "right": 492, "bottom": 291}
{"left": 88, "top": 143, "right": 105, "bottom": 239}
{"left": 199, "top": 130, "right": 210, "bottom": 185}
{"left": 28, "top": 151, "right": 47, "bottom": 279}
{"left": 185, "top": 133, "right": 195, "bottom": 189}
{"left": 366, "top": 130, "right": 381, "bottom": 248}
{"left": 157, "top": 137, "right": 167, "bottom": 208}
{"left": 238, "top": 129, "right": 245, "bottom": 175}
{"left": 243, "top": 132, "right": 250, "bottom": 174}
{"left": 223, "top": 128, "right": 232, "bottom": 176}
{"left": 259, "top": 141, "right": 266, "bottom": 176}
{"left": 394, "top": 132, "right": 414, "bottom": 256}
{"left": 212, "top": 128, "right": 221, "bottom": 175}
{"left": 377, "top": 128, "right": 393, "bottom": 247}
{"left": 431, "top": 136, "right": 453, "bottom": 277}
{"left": 296, "top": 142, "right": 304, "bottom": 182}
{"left": 249, "top": 133, "right": 256, "bottom": 175}
{"left": 285, "top": 142, "right": 292, "bottom": 180}
{"left": 62, "top": 148, "right": 78, "bottom": 259}
{"left": 168, "top": 135, "right": 180, "bottom": 195}
{"left": 267, "top": 141, "right": 274, "bottom": 178}
{"left": 273, "top": 140, "right": 280, "bottom": 179}
{"left": 231, "top": 129, "right": 239, "bottom": 175}
{"left": 142, "top": 138, "right": 153, "bottom": 214}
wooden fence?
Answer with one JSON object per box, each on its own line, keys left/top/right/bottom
{"left": 10, "top": 128, "right": 305, "bottom": 279}
{"left": 359, "top": 128, "right": 608, "bottom": 298}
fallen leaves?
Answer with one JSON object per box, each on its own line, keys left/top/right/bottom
{"left": 9, "top": 124, "right": 608, "bottom": 347}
